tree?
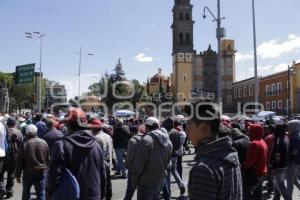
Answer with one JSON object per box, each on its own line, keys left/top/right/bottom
{"left": 11, "top": 83, "right": 35, "bottom": 111}
{"left": 88, "top": 61, "right": 144, "bottom": 112}
{"left": 113, "top": 58, "right": 126, "bottom": 81}
{"left": 131, "top": 79, "right": 144, "bottom": 105}
{"left": 0, "top": 71, "right": 47, "bottom": 112}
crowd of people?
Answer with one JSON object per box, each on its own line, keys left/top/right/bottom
{"left": 0, "top": 102, "right": 299, "bottom": 200}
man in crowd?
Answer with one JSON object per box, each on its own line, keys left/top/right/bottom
{"left": 219, "top": 123, "right": 250, "bottom": 167}
{"left": 90, "top": 118, "right": 113, "bottom": 200}
{"left": 287, "top": 120, "right": 300, "bottom": 198}
{"left": 47, "top": 107, "right": 106, "bottom": 200}
{"left": 169, "top": 117, "right": 186, "bottom": 196}
{"left": 34, "top": 114, "right": 47, "bottom": 138}
{"left": 185, "top": 101, "right": 243, "bottom": 200}
{"left": 131, "top": 117, "right": 172, "bottom": 200}
{"left": 124, "top": 124, "right": 145, "bottom": 200}
{"left": 243, "top": 124, "right": 268, "bottom": 200}
{"left": 16, "top": 124, "right": 49, "bottom": 200}
{"left": 113, "top": 119, "right": 130, "bottom": 178}
{"left": 270, "top": 124, "right": 290, "bottom": 200}
{"left": 42, "top": 118, "right": 64, "bottom": 151}
{"left": 0, "top": 117, "right": 23, "bottom": 198}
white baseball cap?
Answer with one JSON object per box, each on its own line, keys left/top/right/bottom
{"left": 26, "top": 124, "right": 38, "bottom": 136}
{"left": 145, "top": 117, "right": 160, "bottom": 126}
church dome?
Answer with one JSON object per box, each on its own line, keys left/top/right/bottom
{"left": 150, "top": 68, "right": 168, "bottom": 83}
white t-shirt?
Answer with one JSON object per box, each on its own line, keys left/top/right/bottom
{"left": 0, "top": 123, "right": 7, "bottom": 157}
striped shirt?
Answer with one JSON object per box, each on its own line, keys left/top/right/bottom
{"left": 188, "top": 136, "right": 243, "bottom": 200}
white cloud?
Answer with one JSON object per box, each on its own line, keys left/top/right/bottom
{"left": 257, "top": 34, "right": 300, "bottom": 59}
{"left": 257, "top": 65, "right": 273, "bottom": 71}
{"left": 235, "top": 52, "right": 253, "bottom": 63}
{"left": 134, "top": 53, "right": 153, "bottom": 63}
{"left": 288, "top": 34, "right": 297, "bottom": 40}
{"left": 144, "top": 47, "right": 151, "bottom": 51}
{"left": 274, "top": 63, "right": 288, "bottom": 72}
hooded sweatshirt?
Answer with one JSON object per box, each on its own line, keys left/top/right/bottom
{"left": 131, "top": 129, "right": 172, "bottom": 186}
{"left": 47, "top": 130, "right": 106, "bottom": 200}
{"left": 188, "top": 136, "right": 243, "bottom": 200}
{"left": 243, "top": 124, "right": 268, "bottom": 177}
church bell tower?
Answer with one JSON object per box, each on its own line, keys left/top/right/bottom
{"left": 171, "top": 0, "right": 194, "bottom": 101}
{"left": 172, "top": 0, "right": 194, "bottom": 54}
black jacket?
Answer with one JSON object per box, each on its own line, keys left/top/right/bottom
{"left": 112, "top": 124, "right": 130, "bottom": 148}
{"left": 231, "top": 128, "right": 250, "bottom": 165}
{"left": 271, "top": 135, "right": 289, "bottom": 170}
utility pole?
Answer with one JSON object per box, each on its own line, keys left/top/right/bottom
{"left": 203, "top": 0, "right": 225, "bottom": 110}
{"left": 25, "top": 32, "right": 45, "bottom": 113}
{"left": 252, "top": 0, "right": 259, "bottom": 113}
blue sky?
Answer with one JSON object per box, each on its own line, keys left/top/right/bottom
{"left": 0, "top": 0, "right": 299, "bottom": 98}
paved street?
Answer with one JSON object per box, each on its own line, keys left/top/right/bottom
{"left": 5, "top": 151, "right": 299, "bottom": 199}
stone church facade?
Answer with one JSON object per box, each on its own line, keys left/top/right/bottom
{"left": 171, "top": 0, "right": 236, "bottom": 112}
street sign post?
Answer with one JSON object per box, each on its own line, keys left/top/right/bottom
{"left": 15, "top": 64, "right": 35, "bottom": 84}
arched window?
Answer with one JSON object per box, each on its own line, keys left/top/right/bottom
{"left": 179, "top": 33, "right": 184, "bottom": 42}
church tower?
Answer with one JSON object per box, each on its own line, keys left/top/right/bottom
{"left": 171, "top": 0, "right": 194, "bottom": 101}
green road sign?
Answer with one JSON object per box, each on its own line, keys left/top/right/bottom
{"left": 15, "top": 64, "right": 35, "bottom": 84}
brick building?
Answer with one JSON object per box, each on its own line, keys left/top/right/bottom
{"left": 233, "top": 62, "right": 300, "bottom": 115}
{"left": 233, "top": 77, "right": 255, "bottom": 112}
{"left": 259, "top": 71, "right": 289, "bottom": 115}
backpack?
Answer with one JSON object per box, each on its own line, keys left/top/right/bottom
{"left": 169, "top": 128, "right": 181, "bottom": 154}
{"left": 52, "top": 140, "right": 80, "bottom": 200}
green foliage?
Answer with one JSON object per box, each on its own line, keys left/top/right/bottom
{"left": 113, "top": 58, "right": 126, "bottom": 81}
{"left": 88, "top": 59, "right": 145, "bottom": 111}
{"left": 0, "top": 71, "right": 47, "bottom": 111}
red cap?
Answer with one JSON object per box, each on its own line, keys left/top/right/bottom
{"left": 89, "top": 118, "right": 103, "bottom": 129}
{"left": 63, "top": 107, "right": 88, "bottom": 125}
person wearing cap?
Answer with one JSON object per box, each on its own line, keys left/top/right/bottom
{"left": 112, "top": 118, "right": 130, "bottom": 178}
{"left": 47, "top": 107, "right": 106, "bottom": 200}
{"left": 185, "top": 102, "right": 242, "bottom": 200}
{"left": 286, "top": 120, "right": 300, "bottom": 199}
{"left": 16, "top": 124, "right": 49, "bottom": 200}
{"left": 0, "top": 117, "right": 23, "bottom": 198}
{"left": 131, "top": 117, "right": 172, "bottom": 200}
{"left": 90, "top": 118, "right": 113, "bottom": 200}
{"left": 17, "top": 117, "right": 27, "bottom": 130}
{"left": 243, "top": 124, "right": 268, "bottom": 200}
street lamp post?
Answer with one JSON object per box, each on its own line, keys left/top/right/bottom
{"left": 252, "top": 0, "right": 259, "bottom": 113}
{"left": 203, "top": 0, "right": 225, "bottom": 109}
{"left": 25, "top": 32, "right": 46, "bottom": 113}
{"left": 77, "top": 47, "right": 94, "bottom": 102}
{"left": 287, "top": 61, "right": 296, "bottom": 119}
